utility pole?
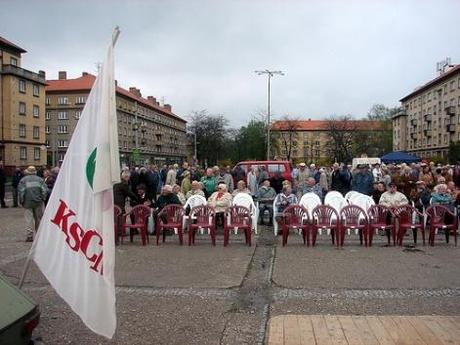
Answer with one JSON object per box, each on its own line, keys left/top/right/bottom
{"left": 255, "top": 70, "right": 284, "bottom": 160}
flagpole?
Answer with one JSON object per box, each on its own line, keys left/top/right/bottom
{"left": 18, "top": 26, "right": 121, "bottom": 290}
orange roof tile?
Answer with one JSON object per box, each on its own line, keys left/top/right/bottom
{"left": 0, "top": 36, "right": 27, "bottom": 53}
{"left": 271, "top": 119, "right": 384, "bottom": 131}
{"left": 46, "top": 73, "right": 185, "bottom": 122}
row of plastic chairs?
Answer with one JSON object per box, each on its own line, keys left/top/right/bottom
{"left": 114, "top": 203, "right": 253, "bottom": 247}
{"left": 279, "top": 203, "right": 458, "bottom": 247}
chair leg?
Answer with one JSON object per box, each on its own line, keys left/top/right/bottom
{"left": 178, "top": 226, "right": 183, "bottom": 245}
{"left": 188, "top": 228, "right": 193, "bottom": 246}
{"left": 211, "top": 227, "right": 216, "bottom": 246}
{"left": 223, "top": 226, "right": 229, "bottom": 247}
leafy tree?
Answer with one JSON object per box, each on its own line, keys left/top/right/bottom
{"left": 272, "top": 115, "right": 300, "bottom": 162}
{"left": 448, "top": 141, "right": 460, "bottom": 164}
{"left": 324, "top": 115, "right": 356, "bottom": 163}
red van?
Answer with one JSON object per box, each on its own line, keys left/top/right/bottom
{"left": 232, "top": 161, "right": 292, "bottom": 183}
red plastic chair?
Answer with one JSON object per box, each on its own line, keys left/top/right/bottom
{"left": 425, "top": 205, "right": 457, "bottom": 246}
{"left": 281, "top": 205, "right": 310, "bottom": 246}
{"left": 188, "top": 205, "right": 216, "bottom": 246}
{"left": 393, "top": 205, "right": 425, "bottom": 246}
{"left": 156, "top": 204, "right": 185, "bottom": 245}
{"left": 121, "top": 205, "right": 151, "bottom": 245}
{"left": 114, "top": 205, "right": 123, "bottom": 245}
{"left": 339, "top": 205, "right": 369, "bottom": 247}
{"left": 368, "top": 205, "right": 396, "bottom": 246}
{"left": 311, "top": 205, "right": 340, "bottom": 247}
{"left": 223, "top": 206, "right": 252, "bottom": 247}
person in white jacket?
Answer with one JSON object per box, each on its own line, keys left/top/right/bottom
{"left": 378, "top": 183, "right": 408, "bottom": 207}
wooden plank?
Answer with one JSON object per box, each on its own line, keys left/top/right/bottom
{"left": 365, "top": 316, "right": 396, "bottom": 345}
{"left": 378, "top": 315, "right": 411, "bottom": 345}
{"left": 337, "top": 316, "right": 365, "bottom": 345}
{"left": 421, "top": 316, "right": 460, "bottom": 345}
{"left": 310, "top": 315, "right": 333, "bottom": 345}
{"left": 406, "top": 316, "right": 448, "bottom": 345}
{"left": 351, "top": 316, "right": 379, "bottom": 345}
{"left": 392, "top": 316, "right": 428, "bottom": 345}
{"left": 268, "top": 315, "right": 284, "bottom": 345}
{"left": 438, "top": 316, "right": 460, "bottom": 341}
{"left": 324, "top": 315, "right": 349, "bottom": 345}
{"left": 284, "top": 315, "right": 301, "bottom": 345}
{"left": 297, "top": 315, "right": 316, "bottom": 345}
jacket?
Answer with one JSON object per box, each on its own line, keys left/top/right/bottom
{"left": 352, "top": 172, "right": 374, "bottom": 196}
{"left": 18, "top": 175, "right": 48, "bottom": 208}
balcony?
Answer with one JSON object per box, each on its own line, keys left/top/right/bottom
{"left": 410, "top": 132, "right": 417, "bottom": 139}
{"left": 424, "top": 129, "right": 432, "bottom": 137}
{"left": 424, "top": 113, "right": 432, "bottom": 122}
{"left": 410, "top": 119, "right": 417, "bottom": 126}
{"left": 0, "top": 64, "right": 46, "bottom": 84}
{"left": 447, "top": 124, "right": 456, "bottom": 132}
{"left": 445, "top": 106, "right": 456, "bottom": 115}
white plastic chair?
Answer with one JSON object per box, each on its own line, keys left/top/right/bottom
{"left": 344, "top": 191, "right": 360, "bottom": 204}
{"left": 273, "top": 198, "right": 279, "bottom": 235}
{"left": 182, "top": 195, "right": 207, "bottom": 233}
{"left": 233, "top": 193, "right": 258, "bottom": 234}
{"left": 324, "top": 194, "right": 347, "bottom": 235}
{"left": 348, "top": 194, "right": 375, "bottom": 235}
{"left": 324, "top": 191, "right": 344, "bottom": 203}
{"left": 299, "top": 193, "right": 322, "bottom": 235}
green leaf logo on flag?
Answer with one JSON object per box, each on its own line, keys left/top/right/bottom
{"left": 86, "top": 148, "right": 97, "bottom": 190}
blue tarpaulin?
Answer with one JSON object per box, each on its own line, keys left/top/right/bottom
{"left": 381, "top": 151, "right": 421, "bottom": 164}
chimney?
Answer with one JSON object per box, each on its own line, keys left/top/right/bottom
{"left": 147, "top": 96, "right": 157, "bottom": 104}
{"left": 164, "top": 104, "right": 172, "bottom": 111}
{"left": 129, "top": 87, "right": 142, "bottom": 98}
{"left": 58, "top": 71, "right": 67, "bottom": 80}
{"left": 82, "top": 72, "right": 88, "bottom": 77}
{"left": 115, "top": 80, "right": 118, "bottom": 87}
{"left": 38, "top": 70, "right": 46, "bottom": 78}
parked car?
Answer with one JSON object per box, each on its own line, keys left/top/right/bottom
{"left": 232, "top": 160, "right": 293, "bottom": 184}
{"left": 0, "top": 272, "right": 40, "bottom": 345}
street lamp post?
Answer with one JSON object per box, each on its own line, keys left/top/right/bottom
{"left": 255, "top": 69, "right": 284, "bottom": 160}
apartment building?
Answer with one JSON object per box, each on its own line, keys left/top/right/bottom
{"left": 395, "top": 64, "right": 460, "bottom": 158}
{"left": 271, "top": 119, "right": 383, "bottom": 163}
{"left": 0, "top": 36, "right": 47, "bottom": 173}
{"left": 46, "top": 71, "right": 187, "bottom": 166}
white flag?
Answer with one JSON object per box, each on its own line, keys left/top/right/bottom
{"left": 30, "top": 28, "right": 120, "bottom": 338}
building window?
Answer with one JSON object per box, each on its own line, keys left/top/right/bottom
{"left": 46, "top": 111, "right": 51, "bottom": 120}
{"left": 20, "top": 147, "right": 27, "bottom": 160}
{"left": 33, "top": 126, "right": 40, "bottom": 139}
{"left": 46, "top": 97, "right": 50, "bottom": 105}
{"left": 19, "top": 102, "right": 26, "bottom": 115}
{"left": 33, "top": 105, "right": 39, "bottom": 118}
{"left": 75, "top": 96, "right": 86, "bottom": 104}
{"left": 58, "top": 140, "right": 68, "bottom": 147}
{"left": 451, "top": 81, "right": 456, "bottom": 92}
{"left": 58, "top": 111, "right": 68, "bottom": 120}
{"left": 75, "top": 111, "right": 81, "bottom": 120}
{"left": 58, "top": 96, "right": 69, "bottom": 105}
{"left": 10, "top": 57, "right": 18, "bottom": 66}
{"left": 58, "top": 125, "right": 68, "bottom": 133}
{"left": 34, "top": 147, "right": 40, "bottom": 160}
{"left": 33, "top": 84, "right": 40, "bottom": 97}
{"left": 45, "top": 125, "right": 50, "bottom": 134}
{"left": 19, "top": 79, "right": 26, "bottom": 93}
{"left": 19, "top": 124, "right": 26, "bottom": 138}
{"left": 45, "top": 140, "right": 50, "bottom": 147}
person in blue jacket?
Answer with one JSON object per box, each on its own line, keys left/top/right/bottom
{"left": 352, "top": 164, "right": 374, "bottom": 196}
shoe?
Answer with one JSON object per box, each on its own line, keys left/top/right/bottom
{"left": 25, "top": 236, "right": 33, "bottom": 242}
{"left": 1, "top": 205, "right": 8, "bottom": 209}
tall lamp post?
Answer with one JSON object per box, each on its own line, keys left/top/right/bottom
{"left": 255, "top": 69, "right": 284, "bottom": 160}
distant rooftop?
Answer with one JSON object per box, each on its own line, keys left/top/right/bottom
{"left": 0, "top": 36, "right": 27, "bottom": 54}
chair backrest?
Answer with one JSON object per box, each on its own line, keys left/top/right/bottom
{"left": 425, "top": 205, "right": 455, "bottom": 225}
{"left": 324, "top": 191, "right": 344, "bottom": 204}
{"left": 393, "top": 204, "right": 421, "bottom": 225}
{"left": 299, "top": 193, "right": 322, "bottom": 216}
{"left": 312, "top": 205, "right": 339, "bottom": 227}
{"left": 233, "top": 193, "right": 255, "bottom": 211}
{"left": 324, "top": 195, "right": 347, "bottom": 215}
{"left": 340, "top": 205, "right": 368, "bottom": 226}
{"left": 225, "top": 206, "right": 251, "bottom": 225}
{"left": 367, "top": 204, "right": 392, "bottom": 224}
{"left": 184, "top": 195, "right": 207, "bottom": 210}
{"left": 158, "top": 204, "right": 184, "bottom": 223}
{"left": 350, "top": 195, "right": 375, "bottom": 215}
{"left": 282, "top": 205, "right": 309, "bottom": 225}
{"left": 127, "top": 205, "right": 151, "bottom": 224}
{"left": 190, "top": 205, "right": 216, "bottom": 224}
{"left": 114, "top": 205, "right": 123, "bottom": 218}
{"left": 344, "top": 191, "right": 360, "bottom": 203}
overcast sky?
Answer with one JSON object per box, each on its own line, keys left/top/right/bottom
{"left": 2, "top": 0, "right": 460, "bottom": 126}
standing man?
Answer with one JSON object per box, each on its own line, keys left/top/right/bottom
{"left": 201, "top": 168, "right": 217, "bottom": 199}
{"left": 12, "top": 166, "right": 23, "bottom": 207}
{"left": 0, "top": 160, "right": 8, "bottom": 208}
{"left": 352, "top": 164, "right": 374, "bottom": 196}
{"left": 18, "top": 166, "right": 48, "bottom": 242}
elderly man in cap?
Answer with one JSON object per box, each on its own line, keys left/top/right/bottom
{"left": 378, "top": 182, "right": 408, "bottom": 207}
{"left": 185, "top": 180, "right": 205, "bottom": 200}
{"left": 18, "top": 166, "right": 48, "bottom": 242}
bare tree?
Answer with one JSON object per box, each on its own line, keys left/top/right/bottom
{"left": 324, "top": 115, "right": 357, "bottom": 163}
{"left": 272, "top": 115, "right": 300, "bottom": 162}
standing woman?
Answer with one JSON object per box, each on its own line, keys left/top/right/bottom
{"left": 247, "top": 166, "right": 259, "bottom": 197}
